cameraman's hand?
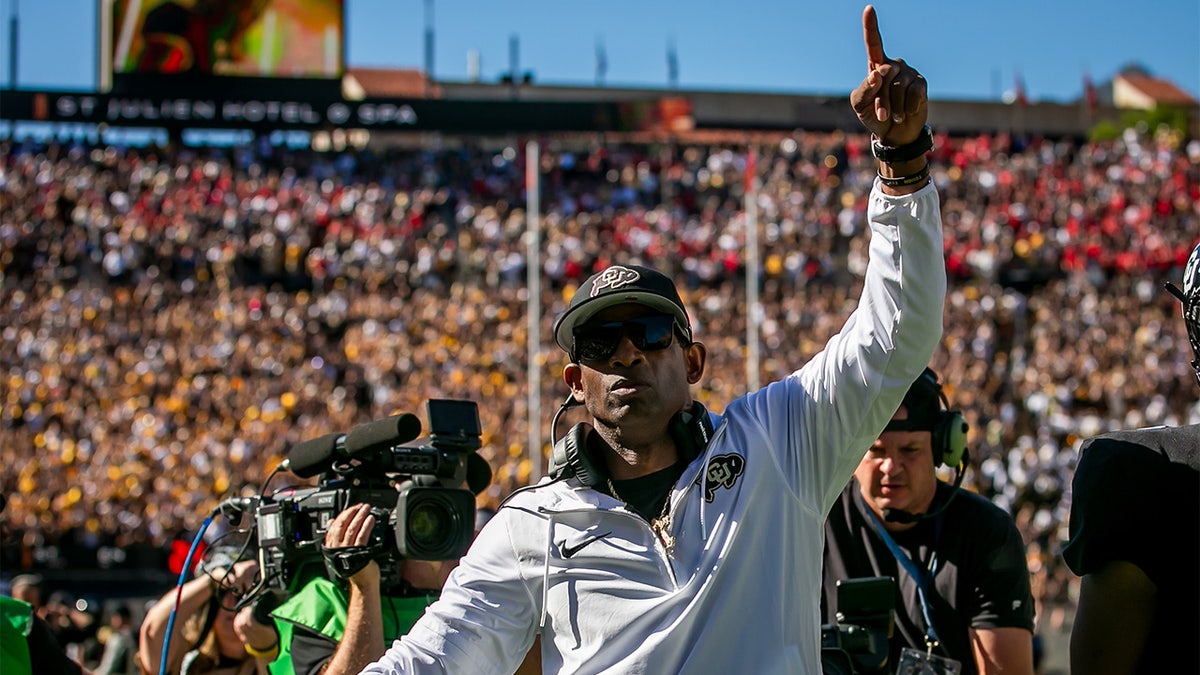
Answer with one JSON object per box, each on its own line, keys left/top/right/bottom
{"left": 849, "top": 5, "right": 928, "bottom": 146}
{"left": 234, "top": 605, "right": 279, "bottom": 659}
{"left": 325, "top": 503, "right": 380, "bottom": 587}
{"left": 212, "top": 559, "right": 259, "bottom": 595}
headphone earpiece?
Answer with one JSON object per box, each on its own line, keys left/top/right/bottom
{"left": 668, "top": 401, "right": 715, "bottom": 464}
{"left": 548, "top": 422, "right": 607, "bottom": 487}
{"left": 933, "top": 409, "right": 968, "bottom": 468}
{"left": 548, "top": 402, "right": 714, "bottom": 488}
{"left": 915, "top": 367, "right": 969, "bottom": 468}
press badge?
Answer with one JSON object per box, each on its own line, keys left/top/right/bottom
{"left": 895, "top": 647, "right": 962, "bottom": 675}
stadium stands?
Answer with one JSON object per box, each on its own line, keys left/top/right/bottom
{"left": 1, "top": 128, "right": 1197, "bottom": 664}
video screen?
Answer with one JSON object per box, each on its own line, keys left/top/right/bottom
{"left": 109, "top": 0, "right": 344, "bottom": 79}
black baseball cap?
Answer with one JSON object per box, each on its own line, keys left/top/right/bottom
{"left": 554, "top": 265, "right": 692, "bottom": 355}
{"left": 885, "top": 367, "right": 943, "bottom": 431}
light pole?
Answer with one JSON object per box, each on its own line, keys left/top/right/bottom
{"left": 8, "top": 0, "right": 18, "bottom": 87}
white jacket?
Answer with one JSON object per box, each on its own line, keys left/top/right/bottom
{"left": 362, "top": 181, "right": 946, "bottom": 674}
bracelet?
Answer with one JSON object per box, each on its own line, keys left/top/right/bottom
{"left": 877, "top": 165, "right": 930, "bottom": 188}
{"left": 244, "top": 641, "right": 279, "bottom": 659}
{"left": 872, "top": 125, "right": 934, "bottom": 163}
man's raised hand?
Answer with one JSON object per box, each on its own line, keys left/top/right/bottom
{"left": 850, "top": 5, "right": 928, "bottom": 146}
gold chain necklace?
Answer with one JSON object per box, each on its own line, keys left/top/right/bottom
{"left": 607, "top": 478, "right": 675, "bottom": 556}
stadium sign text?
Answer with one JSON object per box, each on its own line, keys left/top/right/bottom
{"left": 1, "top": 88, "right": 627, "bottom": 133}
{"left": 48, "top": 95, "right": 418, "bottom": 128}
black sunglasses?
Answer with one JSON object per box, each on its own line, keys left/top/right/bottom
{"left": 573, "top": 314, "right": 686, "bottom": 363}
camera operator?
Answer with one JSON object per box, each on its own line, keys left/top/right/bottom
{"left": 138, "top": 558, "right": 279, "bottom": 675}
{"left": 268, "top": 499, "right": 542, "bottom": 675}
{"left": 1, "top": 495, "right": 92, "bottom": 675}
{"left": 40, "top": 590, "right": 98, "bottom": 663}
{"left": 1, "top": 594, "right": 93, "bottom": 675}
{"left": 1063, "top": 243, "right": 1200, "bottom": 674}
{"left": 267, "top": 502, "right": 460, "bottom": 675}
{"left": 822, "top": 368, "right": 1035, "bottom": 675}
{"left": 256, "top": 401, "right": 540, "bottom": 675}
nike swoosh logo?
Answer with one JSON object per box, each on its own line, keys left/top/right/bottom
{"left": 558, "top": 531, "right": 612, "bottom": 558}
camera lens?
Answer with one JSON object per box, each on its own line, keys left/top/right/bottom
{"left": 396, "top": 485, "right": 475, "bottom": 560}
{"left": 408, "top": 499, "right": 452, "bottom": 548}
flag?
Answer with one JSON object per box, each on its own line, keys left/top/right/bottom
{"left": 667, "top": 39, "right": 679, "bottom": 88}
{"left": 1014, "top": 72, "right": 1028, "bottom": 107}
{"left": 744, "top": 147, "right": 758, "bottom": 193}
{"left": 595, "top": 37, "right": 607, "bottom": 86}
{"left": 1083, "top": 71, "right": 1098, "bottom": 113}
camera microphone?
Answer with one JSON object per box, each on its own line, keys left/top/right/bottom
{"left": 881, "top": 492, "right": 959, "bottom": 523}
{"left": 881, "top": 449, "right": 970, "bottom": 524}
{"left": 880, "top": 507, "right": 920, "bottom": 524}
{"left": 344, "top": 413, "right": 422, "bottom": 457}
{"left": 282, "top": 432, "right": 344, "bottom": 478}
{"left": 880, "top": 501, "right": 956, "bottom": 524}
{"left": 282, "top": 414, "right": 424, "bottom": 478}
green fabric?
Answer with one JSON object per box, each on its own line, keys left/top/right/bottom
{"left": 1, "top": 596, "right": 34, "bottom": 675}
{"left": 268, "top": 576, "right": 437, "bottom": 675}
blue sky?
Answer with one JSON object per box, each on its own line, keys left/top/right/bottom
{"left": 2, "top": 0, "right": 1197, "bottom": 103}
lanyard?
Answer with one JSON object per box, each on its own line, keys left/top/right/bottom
{"left": 861, "top": 506, "right": 944, "bottom": 653}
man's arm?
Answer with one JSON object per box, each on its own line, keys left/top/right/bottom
{"left": 963, "top": 506, "right": 1036, "bottom": 675}
{"left": 320, "top": 569, "right": 386, "bottom": 675}
{"left": 969, "top": 627, "right": 1033, "bottom": 675}
{"left": 318, "top": 504, "right": 388, "bottom": 675}
{"left": 138, "top": 558, "right": 258, "bottom": 675}
{"left": 1070, "top": 561, "right": 1156, "bottom": 675}
{"left": 778, "top": 5, "right": 944, "bottom": 513}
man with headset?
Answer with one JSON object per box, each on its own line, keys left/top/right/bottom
{"left": 822, "top": 367, "right": 1035, "bottom": 675}
{"left": 363, "top": 6, "right": 947, "bottom": 673}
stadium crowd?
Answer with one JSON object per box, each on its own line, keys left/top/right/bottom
{"left": 1, "top": 125, "right": 1198, "bottom": 664}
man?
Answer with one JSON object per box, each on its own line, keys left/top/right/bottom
{"left": 1, "top": 501, "right": 89, "bottom": 675}
{"left": 268, "top": 454, "right": 529, "bottom": 675}
{"left": 1, "top": 594, "right": 90, "bottom": 675}
{"left": 138, "top": 557, "right": 276, "bottom": 675}
{"left": 8, "top": 574, "right": 44, "bottom": 610}
{"left": 1063, "top": 242, "right": 1200, "bottom": 674}
{"left": 822, "top": 368, "right": 1035, "bottom": 675}
{"left": 94, "top": 605, "right": 137, "bottom": 675}
{"left": 268, "top": 504, "right": 459, "bottom": 675}
{"left": 364, "top": 6, "right": 945, "bottom": 673}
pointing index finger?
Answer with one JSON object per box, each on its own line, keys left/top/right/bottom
{"left": 862, "top": 5, "right": 886, "bottom": 68}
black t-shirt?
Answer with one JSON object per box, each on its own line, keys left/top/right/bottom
{"left": 287, "top": 588, "right": 441, "bottom": 675}
{"left": 607, "top": 462, "right": 683, "bottom": 523}
{"left": 822, "top": 480, "right": 1034, "bottom": 675}
{"left": 1063, "top": 424, "right": 1200, "bottom": 673}
{"left": 289, "top": 625, "right": 339, "bottom": 675}
{"left": 27, "top": 614, "right": 84, "bottom": 675}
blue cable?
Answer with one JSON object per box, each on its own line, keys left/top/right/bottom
{"left": 159, "top": 515, "right": 214, "bottom": 675}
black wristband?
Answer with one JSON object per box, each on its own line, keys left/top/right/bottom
{"left": 878, "top": 165, "right": 930, "bottom": 188}
{"left": 321, "top": 544, "right": 380, "bottom": 581}
{"left": 872, "top": 125, "right": 934, "bottom": 163}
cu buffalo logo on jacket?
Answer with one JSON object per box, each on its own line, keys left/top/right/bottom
{"left": 702, "top": 454, "right": 745, "bottom": 502}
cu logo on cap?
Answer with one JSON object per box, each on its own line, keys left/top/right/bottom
{"left": 590, "top": 266, "right": 640, "bottom": 297}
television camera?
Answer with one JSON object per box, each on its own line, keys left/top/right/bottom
{"left": 821, "top": 576, "right": 895, "bottom": 675}
{"left": 251, "top": 399, "right": 491, "bottom": 593}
